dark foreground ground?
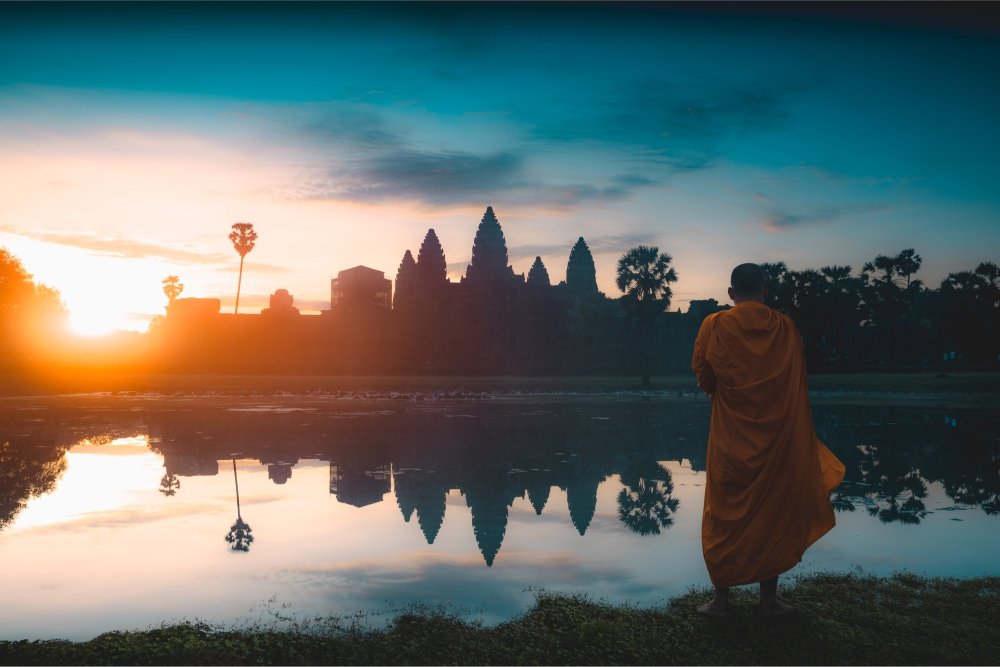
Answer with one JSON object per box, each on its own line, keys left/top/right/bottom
{"left": 2, "top": 573, "right": 998, "bottom": 665}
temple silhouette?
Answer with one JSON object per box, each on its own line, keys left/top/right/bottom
{"left": 150, "top": 206, "right": 714, "bottom": 375}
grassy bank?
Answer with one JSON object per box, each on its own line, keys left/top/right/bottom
{"left": 3, "top": 573, "right": 998, "bottom": 665}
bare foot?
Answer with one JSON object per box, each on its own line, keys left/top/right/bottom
{"left": 695, "top": 600, "right": 730, "bottom": 618}
{"left": 758, "top": 597, "right": 796, "bottom": 617}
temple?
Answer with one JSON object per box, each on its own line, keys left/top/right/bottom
{"left": 151, "top": 205, "right": 721, "bottom": 374}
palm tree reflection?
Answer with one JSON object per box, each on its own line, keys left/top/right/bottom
{"left": 224, "top": 458, "right": 254, "bottom": 552}
{"left": 158, "top": 473, "right": 180, "bottom": 497}
{"left": 858, "top": 444, "right": 928, "bottom": 524}
{"left": 617, "top": 461, "right": 679, "bottom": 536}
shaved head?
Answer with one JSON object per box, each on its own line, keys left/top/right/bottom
{"left": 730, "top": 263, "right": 766, "bottom": 301}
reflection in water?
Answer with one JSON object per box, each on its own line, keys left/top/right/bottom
{"left": 1, "top": 400, "right": 998, "bottom": 562}
{"left": 0, "top": 440, "right": 68, "bottom": 530}
{"left": 858, "top": 442, "right": 929, "bottom": 524}
{"left": 617, "top": 461, "right": 680, "bottom": 536}
{"left": 1, "top": 398, "right": 999, "bottom": 640}
{"left": 159, "top": 473, "right": 180, "bottom": 497}
{"left": 224, "top": 458, "right": 254, "bottom": 552}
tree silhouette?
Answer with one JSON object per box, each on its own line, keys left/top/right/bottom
{"left": 1, "top": 441, "right": 67, "bottom": 531}
{"left": 228, "top": 222, "right": 257, "bottom": 315}
{"left": 224, "top": 458, "right": 254, "bottom": 552}
{"left": 0, "top": 247, "right": 67, "bottom": 367}
{"left": 161, "top": 275, "right": 184, "bottom": 304}
{"left": 159, "top": 472, "right": 180, "bottom": 497}
{"left": 616, "top": 245, "right": 678, "bottom": 387}
{"left": 861, "top": 249, "right": 922, "bottom": 370}
{"left": 617, "top": 461, "right": 679, "bottom": 536}
{"left": 857, "top": 443, "right": 929, "bottom": 524}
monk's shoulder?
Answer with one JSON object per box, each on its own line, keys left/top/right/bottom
{"left": 773, "top": 309, "right": 801, "bottom": 334}
{"left": 696, "top": 310, "right": 724, "bottom": 336}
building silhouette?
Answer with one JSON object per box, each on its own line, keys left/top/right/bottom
{"left": 150, "top": 204, "right": 709, "bottom": 375}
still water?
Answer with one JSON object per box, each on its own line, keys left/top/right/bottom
{"left": 1, "top": 393, "right": 998, "bottom": 639}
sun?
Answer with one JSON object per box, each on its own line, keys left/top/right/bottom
{"left": 68, "top": 304, "right": 144, "bottom": 337}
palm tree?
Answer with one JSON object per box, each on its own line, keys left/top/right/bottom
{"left": 161, "top": 275, "right": 183, "bottom": 304}
{"left": 159, "top": 472, "right": 180, "bottom": 497}
{"left": 224, "top": 457, "right": 254, "bottom": 552}
{"left": 615, "top": 245, "right": 678, "bottom": 387}
{"left": 617, "top": 461, "right": 679, "bottom": 536}
{"left": 228, "top": 222, "right": 257, "bottom": 315}
{"left": 861, "top": 249, "right": 922, "bottom": 370}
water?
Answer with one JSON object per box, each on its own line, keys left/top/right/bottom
{"left": 1, "top": 394, "right": 998, "bottom": 640}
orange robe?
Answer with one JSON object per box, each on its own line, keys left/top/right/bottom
{"left": 692, "top": 301, "right": 844, "bottom": 588}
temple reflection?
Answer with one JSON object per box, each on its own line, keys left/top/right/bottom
{"left": 1, "top": 402, "right": 998, "bottom": 566}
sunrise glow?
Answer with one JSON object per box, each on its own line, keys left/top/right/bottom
{"left": 1, "top": 3, "right": 998, "bottom": 335}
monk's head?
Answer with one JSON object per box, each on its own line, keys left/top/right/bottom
{"left": 728, "top": 263, "right": 768, "bottom": 304}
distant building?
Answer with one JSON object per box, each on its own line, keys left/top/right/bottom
{"left": 329, "top": 463, "right": 391, "bottom": 508}
{"left": 261, "top": 289, "right": 300, "bottom": 317}
{"left": 166, "top": 297, "right": 222, "bottom": 319}
{"left": 331, "top": 266, "right": 392, "bottom": 310}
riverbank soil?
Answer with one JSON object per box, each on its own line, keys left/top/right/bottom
{"left": 2, "top": 573, "right": 998, "bottom": 665}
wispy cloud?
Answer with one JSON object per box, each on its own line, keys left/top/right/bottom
{"left": 761, "top": 203, "right": 891, "bottom": 232}
{"left": 522, "top": 77, "right": 810, "bottom": 168}
{"left": 287, "top": 145, "right": 650, "bottom": 209}
{"left": 1, "top": 226, "right": 288, "bottom": 272}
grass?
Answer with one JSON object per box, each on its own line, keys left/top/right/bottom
{"left": 2, "top": 573, "right": 998, "bottom": 665}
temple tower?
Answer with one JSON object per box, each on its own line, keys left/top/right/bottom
{"left": 394, "top": 250, "right": 417, "bottom": 310}
{"left": 566, "top": 237, "right": 599, "bottom": 294}
{"left": 526, "top": 256, "right": 551, "bottom": 287}
{"left": 416, "top": 229, "right": 448, "bottom": 290}
{"left": 465, "top": 206, "right": 515, "bottom": 286}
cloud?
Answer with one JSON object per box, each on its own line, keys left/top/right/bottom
{"left": 289, "top": 146, "right": 650, "bottom": 209}
{"left": 523, "top": 77, "right": 810, "bottom": 169}
{"left": 273, "top": 98, "right": 662, "bottom": 208}
{"left": 508, "top": 232, "right": 655, "bottom": 263}
{"left": 761, "top": 203, "right": 891, "bottom": 232}
{"left": 1, "top": 226, "right": 288, "bottom": 272}
{"left": 269, "top": 550, "right": 638, "bottom": 625}
{"left": 350, "top": 150, "right": 524, "bottom": 204}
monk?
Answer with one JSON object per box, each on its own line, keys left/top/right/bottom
{"left": 691, "top": 263, "right": 844, "bottom": 617}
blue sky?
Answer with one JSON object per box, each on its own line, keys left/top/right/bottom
{"left": 1, "top": 2, "right": 998, "bottom": 332}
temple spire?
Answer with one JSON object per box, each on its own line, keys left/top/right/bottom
{"left": 465, "top": 206, "right": 511, "bottom": 285}
{"left": 417, "top": 229, "right": 447, "bottom": 288}
{"left": 566, "top": 237, "right": 598, "bottom": 293}
{"left": 394, "top": 250, "right": 417, "bottom": 309}
{"left": 526, "top": 256, "right": 551, "bottom": 287}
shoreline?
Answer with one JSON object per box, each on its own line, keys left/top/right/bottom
{"left": 0, "top": 371, "right": 1000, "bottom": 397}
{"left": 2, "top": 371, "right": 999, "bottom": 404}
{"left": 2, "top": 572, "right": 997, "bottom": 665}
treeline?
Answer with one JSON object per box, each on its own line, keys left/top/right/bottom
{"left": 758, "top": 250, "right": 999, "bottom": 372}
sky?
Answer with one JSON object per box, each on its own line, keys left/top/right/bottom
{"left": 1, "top": 2, "right": 998, "bottom": 334}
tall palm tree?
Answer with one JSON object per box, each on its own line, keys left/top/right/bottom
{"left": 228, "top": 222, "right": 257, "bottom": 315}
{"left": 161, "top": 275, "right": 183, "bottom": 304}
{"left": 615, "top": 245, "right": 678, "bottom": 387}
{"left": 225, "top": 457, "right": 254, "bottom": 552}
